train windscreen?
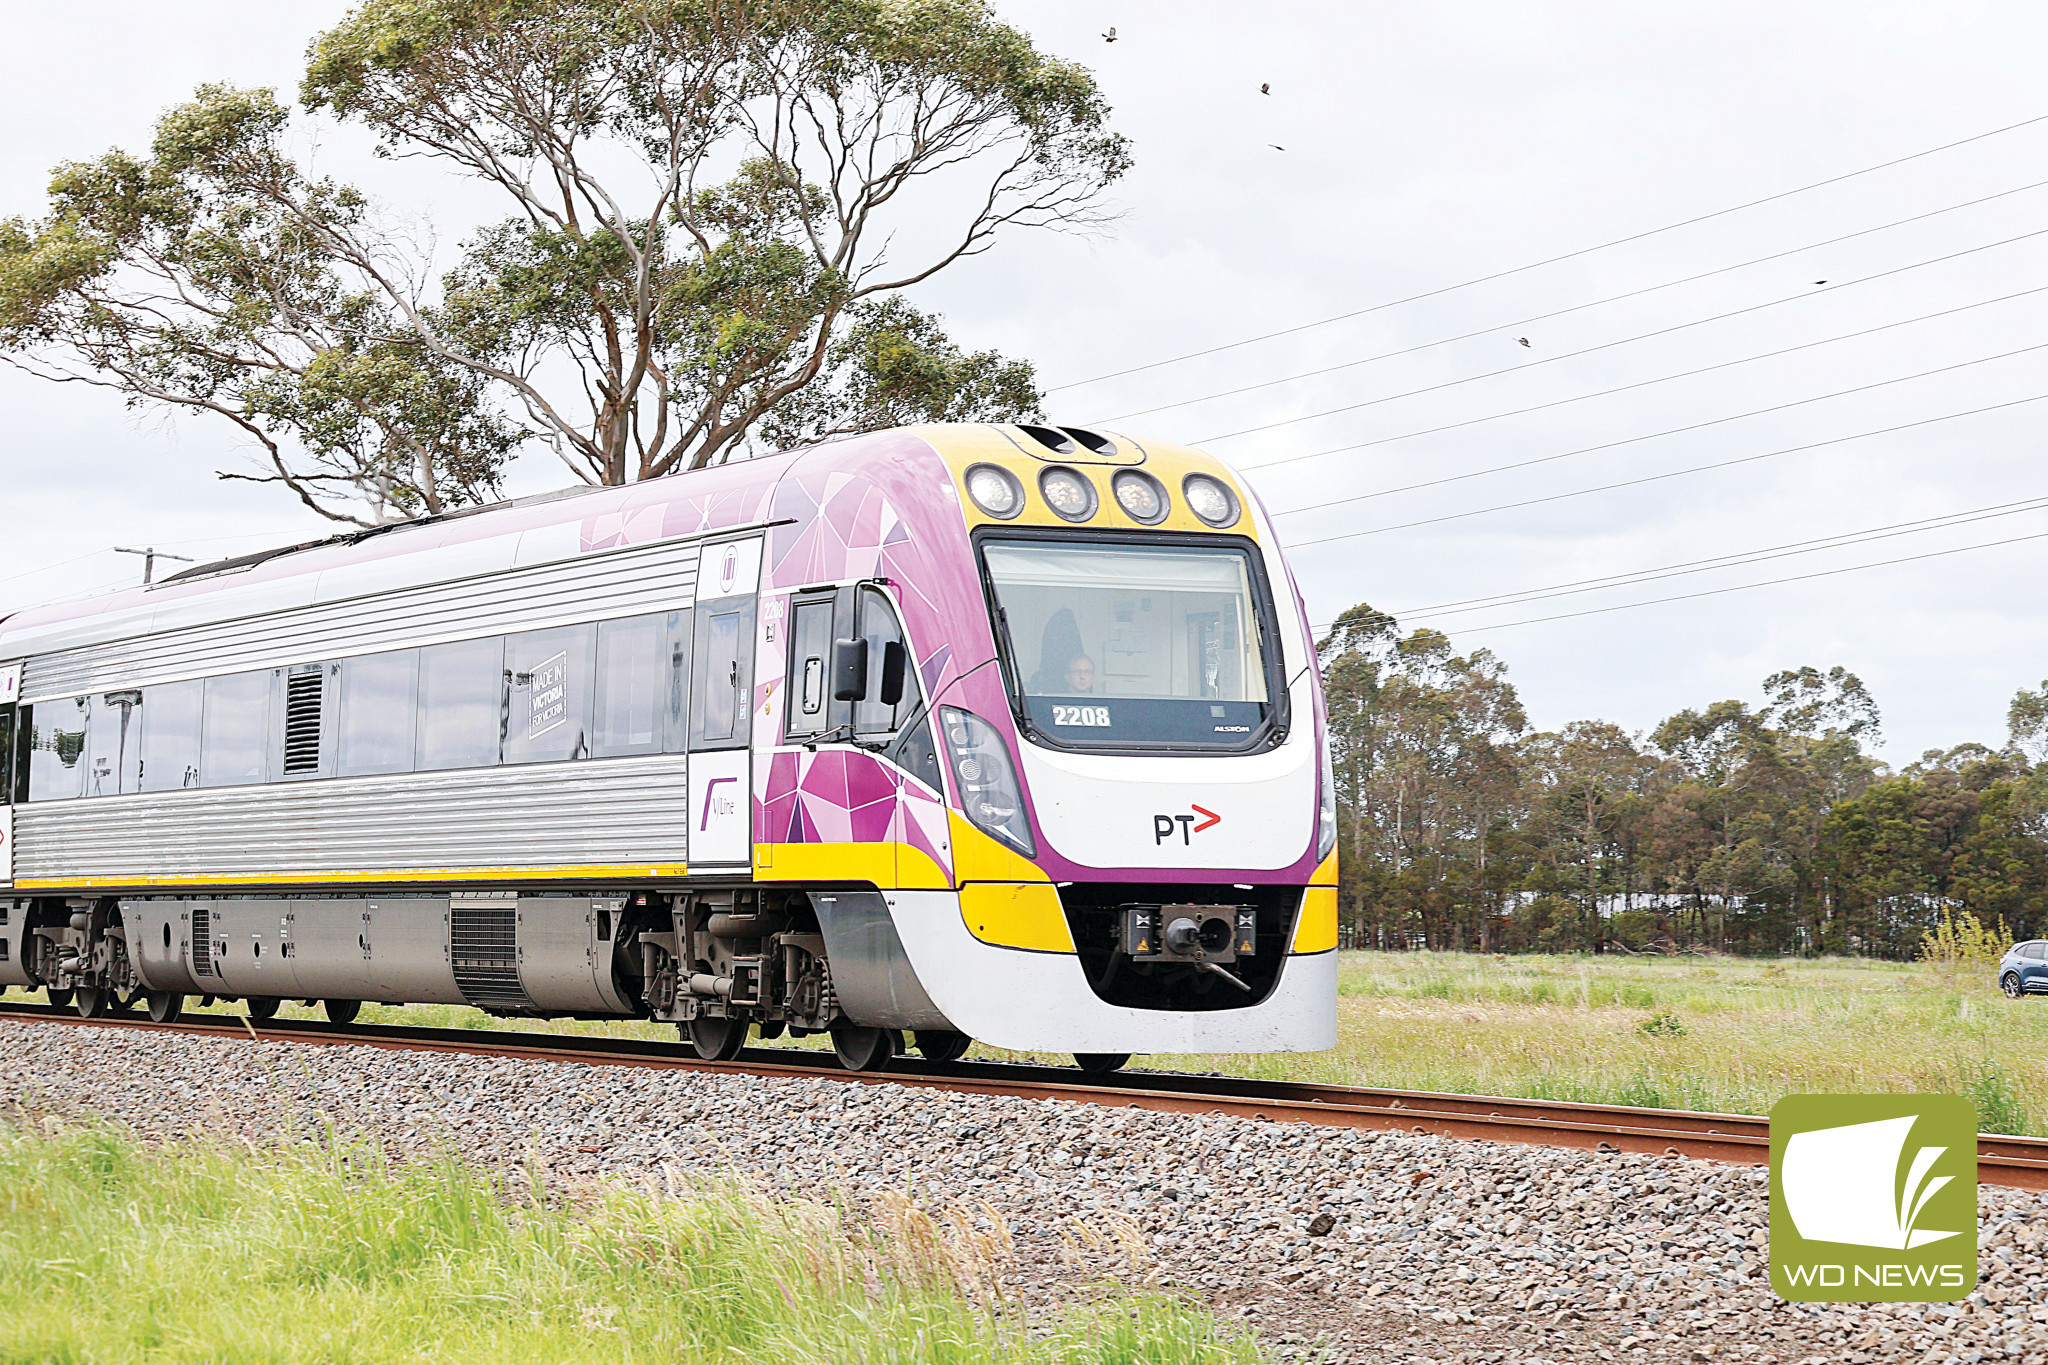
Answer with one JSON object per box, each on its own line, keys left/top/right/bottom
{"left": 980, "top": 538, "right": 1278, "bottom": 751}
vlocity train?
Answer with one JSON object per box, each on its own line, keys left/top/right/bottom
{"left": 0, "top": 424, "right": 1337, "bottom": 1071}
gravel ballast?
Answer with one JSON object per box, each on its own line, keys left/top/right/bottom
{"left": 3, "top": 1019, "right": 2045, "bottom": 1364}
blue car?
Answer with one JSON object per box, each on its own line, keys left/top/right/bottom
{"left": 1998, "top": 941, "right": 2048, "bottom": 998}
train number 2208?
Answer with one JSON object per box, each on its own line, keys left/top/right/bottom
{"left": 1051, "top": 705, "right": 1112, "bottom": 728}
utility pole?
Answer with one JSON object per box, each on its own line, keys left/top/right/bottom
{"left": 112, "top": 546, "right": 195, "bottom": 585}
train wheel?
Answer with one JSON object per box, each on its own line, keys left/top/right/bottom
{"left": 914, "top": 1030, "right": 972, "bottom": 1064}
{"left": 145, "top": 992, "right": 185, "bottom": 1024}
{"left": 324, "top": 999, "right": 362, "bottom": 1025}
{"left": 245, "top": 997, "right": 280, "bottom": 1021}
{"left": 73, "top": 987, "right": 108, "bottom": 1019}
{"left": 1073, "top": 1053, "right": 1131, "bottom": 1076}
{"left": 831, "top": 1024, "right": 897, "bottom": 1072}
{"left": 687, "top": 1015, "right": 748, "bottom": 1062}
{"left": 45, "top": 987, "right": 73, "bottom": 1009}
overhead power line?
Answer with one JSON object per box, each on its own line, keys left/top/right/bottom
{"left": 1401, "top": 524, "right": 2048, "bottom": 636}
{"left": 1198, "top": 224, "right": 2048, "bottom": 445}
{"left": 1268, "top": 336, "right": 2048, "bottom": 520}
{"left": 1049, "top": 111, "right": 2048, "bottom": 393}
{"left": 1094, "top": 178, "right": 2048, "bottom": 424}
{"left": 1284, "top": 389, "right": 2048, "bottom": 550}
{"left": 1242, "top": 283, "right": 2048, "bottom": 481}
{"left": 1394, "top": 493, "right": 2048, "bottom": 619}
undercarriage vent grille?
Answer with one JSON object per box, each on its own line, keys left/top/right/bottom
{"left": 282, "top": 669, "right": 324, "bottom": 775}
{"left": 190, "top": 904, "right": 215, "bottom": 978}
{"left": 450, "top": 903, "right": 530, "bottom": 1011}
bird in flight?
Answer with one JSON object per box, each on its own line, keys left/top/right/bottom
{"left": 1261, "top": 82, "right": 1271, "bottom": 95}
{"left": 1813, "top": 280, "right": 1827, "bottom": 285}
{"left": 1516, "top": 337, "right": 1530, "bottom": 347}
{"left": 1268, "top": 144, "right": 1285, "bottom": 151}
{"left": 1103, "top": 26, "right": 1117, "bottom": 41}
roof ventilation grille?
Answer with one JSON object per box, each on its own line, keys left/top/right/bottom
{"left": 1015, "top": 424, "right": 1076, "bottom": 455}
{"left": 1060, "top": 427, "right": 1116, "bottom": 456}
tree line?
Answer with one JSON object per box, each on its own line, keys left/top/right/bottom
{"left": 1317, "top": 602, "right": 2048, "bottom": 957}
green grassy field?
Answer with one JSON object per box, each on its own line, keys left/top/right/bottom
{"left": 116, "top": 950, "right": 2048, "bottom": 1136}
{"left": 0, "top": 1122, "right": 1256, "bottom": 1364}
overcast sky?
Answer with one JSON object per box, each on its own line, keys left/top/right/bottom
{"left": 4, "top": 2, "right": 2045, "bottom": 761}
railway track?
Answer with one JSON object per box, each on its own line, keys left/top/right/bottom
{"left": 4, "top": 999, "right": 2044, "bottom": 1190}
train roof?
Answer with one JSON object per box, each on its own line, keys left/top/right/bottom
{"left": 0, "top": 423, "right": 1254, "bottom": 666}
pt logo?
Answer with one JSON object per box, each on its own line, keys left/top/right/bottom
{"left": 1769, "top": 1094, "right": 1977, "bottom": 1302}
{"left": 1153, "top": 804, "right": 1221, "bottom": 845}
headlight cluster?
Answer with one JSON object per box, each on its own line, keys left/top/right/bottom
{"left": 961, "top": 462, "right": 1240, "bottom": 528}
{"left": 940, "top": 706, "right": 1035, "bottom": 856}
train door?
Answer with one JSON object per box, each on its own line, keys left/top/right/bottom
{"left": 0, "top": 658, "right": 15, "bottom": 891}
{"left": 688, "top": 538, "right": 761, "bottom": 868}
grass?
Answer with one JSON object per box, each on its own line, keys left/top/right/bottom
{"left": 1088, "top": 952, "right": 2048, "bottom": 1136}
{"left": 0, "top": 1121, "right": 1259, "bottom": 1364}
{"left": 50, "top": 951, "right": 2048, "bottom": 1135}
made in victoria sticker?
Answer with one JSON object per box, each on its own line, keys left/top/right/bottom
{"left": 527, "top": 651, "right": 569, "bottom": 739}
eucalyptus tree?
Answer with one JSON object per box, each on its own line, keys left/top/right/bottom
{"left": 0, "top": 0, "right": 1126, "bottom": 524}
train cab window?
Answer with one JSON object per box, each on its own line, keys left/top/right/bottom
{"left": 504, "top": 625, "right": 595, "bottom": 764}
{"left": 417, "top": 637, "right": 504, "bottom": 772}
{"left": 593, "top": 615, "right": 665, "bottom": 758}
{"left": 83, "top": 689, "right": 144, "bottom": 795}
{"left": 852, "top": 588, "right": 942, "bottom": 790}
{"left": 980, "top": 536, "right": 1282, "bottom": 753}
{"left": 24, "top": 697, "right": 87, "bottom": 801}
{"left": 691, "top": 599, "right": 756, "bottom": 750}
{"left": 338, "top": 650, "right": 419, "bottom": 777}
{"left": 139, "top": 679, "right": 203, "bottom": 792}
{"left": 200, "top": 672, "right": 273, "bottom": 787}
{"left": 784, "top": 596, "right": 839, "bottom": 740}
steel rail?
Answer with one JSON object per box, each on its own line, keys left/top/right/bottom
{"left": 3, "top": 1000, "right": 2042, "bottom": 1190}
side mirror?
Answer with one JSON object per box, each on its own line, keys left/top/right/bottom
{"left": 831, "top": 637, "right": 868, "bottom": 702}
{"left": 878, "top": 639, "right": 907, "bottom": 707}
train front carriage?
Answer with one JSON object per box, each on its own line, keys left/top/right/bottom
{"left": 0, "top": 423, "right": 1337, "bottom": 1071}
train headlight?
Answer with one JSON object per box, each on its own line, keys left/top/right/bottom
{"left": 1182, "top": 473, "right": 1240, "bottom": 528}
{"left": 964, "top": 463, "right": 1025, "bottom": 519}
{"left": 1111, "top": 469, "right": 1168, "bottom": 524}
{"left": 1038, "top": 466, "right": 1098, "bottom": 521}
{"left": 939, "top": 706, "right": 1035, "bottom": 857}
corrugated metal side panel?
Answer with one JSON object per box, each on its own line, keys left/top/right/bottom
{"left": 22, "top": 538, "right": 700, "bottom": 700}
{"left": 11, "top": 755, "right": 690, "bottom": 881}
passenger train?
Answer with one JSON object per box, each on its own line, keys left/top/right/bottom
{"left": 0, "top": 423, "right": 1337, "bottom": 1071}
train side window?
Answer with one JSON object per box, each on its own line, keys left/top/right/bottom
{"left": 84, "top": 689, "right": 144, "bottom": 795}
{"left": 663, "top": 609, "right": 692, "bottom": 754}
{"left": 690, "top": 599, "right": 756, "bottom": 750}
{"left": 784, "top": 596, "right": 838, "bottom": 740}
{"left": 593, "top": 615, "right": 664, "bottom": 758}
{"left": 201, "top": 672, "right": 272, "bottom": 787}
{"left": 504, "top": 624, "right": 595, "bottom": 764}
{"left": 139, "top": 680, "right": 203, "bottom": 792}
{"left": 0, "top": 703, "right": 13, "bottom": 805}
{"left": 338, "top": 650, "right": 419, "bottom": 777}
{"left": 24, "top": 696, "right": 87, "bottom": 801}
{"left": 417, "top": 637, "right": 504, "bottom": 772}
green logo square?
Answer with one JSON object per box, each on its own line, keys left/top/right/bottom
{"left": 1768, "top": 1094, "right": 1977, "bottom": 1302}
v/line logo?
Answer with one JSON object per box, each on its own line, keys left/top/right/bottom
{"left": 1769, "top": 1095, "right": 1977, "bottom": 1302}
